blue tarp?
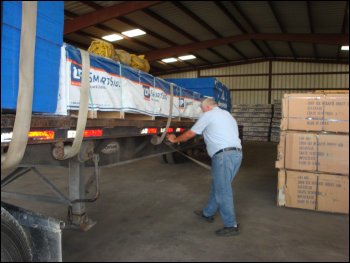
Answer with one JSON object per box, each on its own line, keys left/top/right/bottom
{"left": 1, "top": 1, "right": 64, "bottom": 113}
{"left": 165, "top": 77, "right": 232, "bottom": 112}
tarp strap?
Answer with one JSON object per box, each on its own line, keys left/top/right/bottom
{"left": 60, "top": 49, "right": 91, "bottom": 159}
{"left": 1, "top": 2, "right": 38, "bottom": 171}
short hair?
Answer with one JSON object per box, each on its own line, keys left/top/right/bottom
{"left": 201, "top": 97, "right": 217, "bottom": 108}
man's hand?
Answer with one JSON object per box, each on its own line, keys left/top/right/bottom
{"left": 166, "top": 134, "right": 177, "bottom": 143}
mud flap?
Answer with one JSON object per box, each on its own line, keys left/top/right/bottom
{"left": 1, "top": 202, "right": 65, "bottom": 262}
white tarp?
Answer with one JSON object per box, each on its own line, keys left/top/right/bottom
{"left": 56, "top": 44, "right": 203, "bottom": 118}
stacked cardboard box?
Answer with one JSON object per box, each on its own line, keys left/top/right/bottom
{"left": 270, "top": 100, "right": 282, "bottom": 142}
{"left": 276, "top": 92, "right": 349, "bottom": 214}
{"left": 232, "top": 104, "right": 273, "bottom": 142}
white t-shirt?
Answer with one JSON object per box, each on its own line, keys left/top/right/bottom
{"left": 191, "top": 107, "right": 241, "bottom": 157}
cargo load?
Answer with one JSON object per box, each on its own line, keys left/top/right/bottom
{"left": 276, "top": 131, "right": 349, "bottom": 175}
{"left": 57, "top": 44, "right": 204, "bottom": 119}
{"left": 277, "top": 169, "right": 349, "bottom": 214}
{"left": 281, "top": 92, "right": 349, "bottom": 133}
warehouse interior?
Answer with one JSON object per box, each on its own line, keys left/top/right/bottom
{"left": 1, "top": 1, "right": 349, "bottom": 262}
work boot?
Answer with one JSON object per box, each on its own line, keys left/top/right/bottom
{"left": 215, "top": 225, "right": 240, "bottom": 237}
{"left": 194, "top": 210, "right": 214, "bottom": 223}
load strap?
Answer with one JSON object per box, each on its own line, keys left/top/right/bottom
{"left": 1, "top": 2, "right": 37, "bottom": 171}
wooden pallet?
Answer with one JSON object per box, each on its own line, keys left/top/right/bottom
{"left": 69, "top": 110, "right": 154, "bottom": 120}
{"left": 69, "top": 110, "right": 196, "bottom": 122}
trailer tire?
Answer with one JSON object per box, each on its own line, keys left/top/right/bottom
{"left": 165, "top": 152, "right": 177, "bottom": 164}
{"left": 1, "top": 207, "right": 32, "bottom": 262}
{"left": 159, "top": 154, "right": 168, "bottom": 164}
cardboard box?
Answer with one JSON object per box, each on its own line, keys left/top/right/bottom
{"left": 277, "top": 170, "right": 349, "bottom": 214}
{"left": 276, "top": 131, "right": 349, "bottom": 175}
{"left": 281, "top": 93, "right": 349, "bottom": 133}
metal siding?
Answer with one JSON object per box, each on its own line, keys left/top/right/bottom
{"left": 159, "top": 61, "right": 348, "bottom": 106}
{"left": 272, "top": 61, "right": 349, "bottom": 73}
{"left": 201, "top": 61, "right": 269, "bottom": 76}
{"left": 272, "top": 74, "right": 349, "bottom": 89}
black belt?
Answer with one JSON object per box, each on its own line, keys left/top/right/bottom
{"left": 214, "top": 147, "right": 241, "bottom": 156}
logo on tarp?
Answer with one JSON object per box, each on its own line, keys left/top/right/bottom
{"left": 179, "top": 97, "right": 185, "bottom": 108}
{"left": 71, "top": 64, "right": 82, "bottom": 86}
{"left": 143, "top": 86, "right": 150, "bottom": 101}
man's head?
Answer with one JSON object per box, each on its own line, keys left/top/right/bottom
{"left": 200, "top": 97, "right": 218, "bottom": 112}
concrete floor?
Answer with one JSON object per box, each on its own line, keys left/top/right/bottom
{"left": 2, "top": 142, "right": 349, "bottom": 261}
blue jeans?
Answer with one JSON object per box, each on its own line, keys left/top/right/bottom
{"left": 203, "top": 150, "right": 242, "bottom": 227}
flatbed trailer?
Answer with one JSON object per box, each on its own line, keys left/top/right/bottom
{"left": 1, "top": 113, "right": 203, "bottom": 261}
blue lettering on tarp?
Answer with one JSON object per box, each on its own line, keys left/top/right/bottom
{"left": 150, "top": 89, "right": 167, "bottom": 100}
{"left": 70, "top": 63, "right": 120, "bottom": 88}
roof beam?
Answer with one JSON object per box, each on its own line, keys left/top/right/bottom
{"left": 306, "top": 1, "right": 318, "bottom": 59}
{"left": 142, "top": 8, "right": 222, "bottom": 63}
{"left": 215, "top": 2, "right": 267, "bottom": 57}
{"left": 337, "top": 1, "right": 349, "bottom": 58}
{"left": 172, "top": 2, "right": 243, "bottom": 61}
{"left": 117, "top": 17, "right": 202, "bottom": 66}
{"left": 64, "top": 1, "right": 161, "bottom": 34}
{"left": 145, "top": 33, "right": 349, "bottom": 61}
{"left": 231, "top": 2, "right": 275, "bottom": 57}
{"left": 77, "top": 2, "right": 157, "bottom": 51}
{"left": 268, "top": 1, "right": 297, "bottom": 58}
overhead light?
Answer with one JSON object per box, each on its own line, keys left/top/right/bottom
{"left": 341, "top": 45, "right": 349, "bottom": 51}
{"left": 102, "top": 34, "right": 124, "bottom": 42}
{"left": 122, "top": 29, "right": 146, "bottom": 37}
{"left": 162, "top": 58, "right": 178, "bottom": 63}
{"left": 178, "top": 55, "right": 196, "bottom": 60}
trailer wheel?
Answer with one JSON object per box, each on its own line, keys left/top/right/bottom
{"left": 165, "top": 152, "right": 177, "bottom": 164}
{"left": 1, "top": 207, "right": 32, "bottom": 262}
{"left": 159, "top": 154, "right": 168, "bottom": 164}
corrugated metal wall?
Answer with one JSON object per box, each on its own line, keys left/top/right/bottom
{"left": 158, "top": 61, "right": 349, "bottom": 107}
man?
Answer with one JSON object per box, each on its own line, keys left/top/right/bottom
{"left": 166, "top": 97, "right": 242, "bottom": 237}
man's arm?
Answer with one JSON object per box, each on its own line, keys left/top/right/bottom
{"left": 166, "top": 130, "right": 197, "bottom": 144}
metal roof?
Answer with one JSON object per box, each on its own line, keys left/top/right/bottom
{"left": 63, "top": 1, "right": 349, "bottom": 75}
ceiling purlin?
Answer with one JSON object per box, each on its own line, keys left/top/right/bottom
{"left": 77, "top": 1, "right": 181, "bottom": 70}
{"left": 65, "top": 10, "right": 166, "bottom": 72}
{"left": 64, "top": 10, "right": 137, "bottom": 53}
{"left": 118, "top": 17, "right": 211, "bottom": 65}
{"left": 268, "top": 1, "right": 297, "bottom": 58}
{"left": 306, "top": 1, "right": 318, "bottom": 59}
{"left": 231, "top": 2, "right": 276, "bottom": 57}
{"left": 64, "top": 1, "right": 161, "bottom": 34}
{"left": 142, "top": 8, "right": 220, "bottom": 63}
{"left": 337, "top": 1, "right": 349, "bottom": 58}
{"left": 215, "top": 1, "right": 267, "bottom": 58}
{"left": 77, "top": 1, "right": 155, "bottom": 51}
{"left": 171, "top": 1, "right": 238, "bottom": 61}
{"left": 78, "top": 1, "right": 103, "bottom": 10}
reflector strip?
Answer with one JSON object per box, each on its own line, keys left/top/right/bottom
{"left": 176, "top": 128, "right": 185, "bottom": 133}
{"left": 68, "top": 129, "right": 103, "bottom": 138}
{"left": 28, "top": 130, "right": 55, "bottom": 140}
{"left": 140, "top": 128, "right": 158, "bottom": 134}
{"left": 2, "top": 131, "right": 57, "bottom": 143}
{"left": 1, "top": 132, "right": 13, "bottom": 143}
{"left": 160, "top": 127, "right": 174, "bottom": 133}
{"left": 83, "top": 129, "right": 103, "bottom": 137}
